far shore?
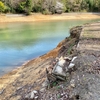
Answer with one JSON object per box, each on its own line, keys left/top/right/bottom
{"left": 0, "top": 13, "right": 100, "bottom": 23}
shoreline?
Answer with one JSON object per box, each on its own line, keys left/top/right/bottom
{"left": 0, "top": 13, "right": 100, "bottom": 88}
{"left": 0, "top": 13, "right": 100, "bottom": 23}
{"left": 0, "top": 21, "right": 100, "bottom": 99}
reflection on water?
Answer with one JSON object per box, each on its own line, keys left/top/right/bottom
{"left": 0, "top": 19, "right": 99, "bottom": 75}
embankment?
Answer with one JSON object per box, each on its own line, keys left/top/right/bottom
{"left": 0, "top": 23, "right": 82, "bottom": 100}
{"left": 0, "top": 21, "right": 100, "bottom": 100}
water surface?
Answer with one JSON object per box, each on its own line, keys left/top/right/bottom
{"left": 0, "top": 19, "right": 99, "bottom": 76}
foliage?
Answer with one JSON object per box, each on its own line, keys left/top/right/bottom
{"left": 63, "top": 0, "right": 100, "bottom": 12}
{"left": 0, "top": 1, "right": 5, "bottom": 12}
{"left": 32, "top": 0, "right": 42, "bottom": 12}
{"left": 42, "top": 0, "right": 56, "bottom": 14}
{"left": 1, "top": 0, "right": 100, "bottom": 14}
{"left": 25, "top": 0, "right": 32, "bottom": 15}
{"left": 16, "top": 0, "right": 32, "bottom": 15}
{"left": 42, "top": 9, "right": 51, "bottom": 15}
{"left": 4, "top": 6, "right": 11, "bottom": 13}
{"left": 16, "top": 2, "right": 26, "bottom": 13}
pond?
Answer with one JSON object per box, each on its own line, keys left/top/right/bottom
{"left": 0, "top": 19, "right": 99, "bottom": 76}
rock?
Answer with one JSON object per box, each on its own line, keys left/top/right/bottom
{"left": 53, "top": 65, "right": 66, "bottom": 76}
{"left": 25, "top": 93, "right": 31, "bottom": 99}
{"left": 58, "top": 56, "right": 66, "bottom": 67}
{"left": 40, "top": 88, "right": 45, "bottom": 92}
{"left": 71, "top": 56, "right": 77, "bottom": 63}
{"left": 64, "top": 57, "right": 72, "bottom": 61}
{"left": 25, "top": 90, "right": 38, "bottom": 100}
{"left": 46, "top": 65, "right": 53, "bottom": 74}
{"left": 33, "top": 90, "right": 38, "bottom": 94}
{"left": 54, "top": 65, "right": 63, "bottom": 74}
{"left": 66, "top": 67, "right": 68, "bottom": 72}
{"left": 68, "top": 63, "right": 75, "bottom": 69}
{"left": 42, "top": 79, "right": 49, "bottom": 87}
{"left": 55, "top": 1, "right": 64, "bottom": 14}
{"left": 55, "top": 75, "right": 66, "bottom": 81}
{"left": 71, "top": 84, "right": 75, "bottom": 88}
{"left": 70, "top": 79, "right": 75, "bottom": 88}
{"left": 0, "top": 89, "right": 4, "bottom": 95}
{"left": 30, "top": 91, "right": 35, "bottom": 99}
{"left": 17, "top": 86, "right": 23, "bottom": 91}
{"left": 34, "top": 96, "right": 38, "bottom": 100}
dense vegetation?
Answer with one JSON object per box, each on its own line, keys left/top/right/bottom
{"left": 0, "top": 0, "right": 100, "bottom": 14}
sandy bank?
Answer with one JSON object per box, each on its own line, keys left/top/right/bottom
{"left": 0, "top": 13, "right": 100, "bottom": 23}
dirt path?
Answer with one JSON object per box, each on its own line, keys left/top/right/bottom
{"left": 71, "top": 22, "right": 100, "bottom": 100}
{"left": 0, "top": 13, "right": 100, "bottom": 23}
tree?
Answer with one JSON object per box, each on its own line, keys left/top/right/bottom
{"left": 17, "top": 0, "right": 32, "bottom": 15}
{"left": 0, "top": 1, "right": 5, "bottom": 12}
{"left": 25, "top": 0, "right": 32, "bottom": 15}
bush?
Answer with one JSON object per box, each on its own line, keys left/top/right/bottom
{"left": 4, "top": 6, "right": 11, "bottom": 13}
{"left": 0, "top": 1, "right": 5, "bottom": 13}
{"left": 32, "top": 0, "right": 43, "bottom": 13}
{"left": 42, "top": 9, "right": 51, "bottom": 15}
{"left": 16, "top": 0, "right": 32, "bottom": 15}
{"left": 32, "top": 3, "right": 42, "bottom": 12}
{"left": 25, "top": 0, "right": 32, "bottom": 15}
{"left": 17, "top": 2, "right": 26, "bottom": 13}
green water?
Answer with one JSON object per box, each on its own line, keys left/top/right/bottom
{"left": 0, "top": 19, "right": 99, "bottom": 75}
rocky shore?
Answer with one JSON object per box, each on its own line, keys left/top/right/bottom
{"left": 0, "top": 21, "right": 100, "bottom": 100}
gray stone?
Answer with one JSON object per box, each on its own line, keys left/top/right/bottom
{"left": 40, "top": 88, "right": 45, "bottom": 92}
{"left": 0, "top": 89, "right": 4, "bottom": 95}
{"left": 30, "top": 91, "right": 35, "bottom": 99}
{"left": 71, "top": 56, "right": 77, "bottom": 63}
{"left": 42, "top": 79, "right": 49, "bottom": 87}
{"left": 52, "top": 65, "right": 66, "bottom": 77}
{"left": 68, "top": 63, "right": 75, "bottom": 69}
{"left": 33, "top": 90, "right": 38, "bottom": 94}
{"left": 58, "top": 57, "right": 66, "bottom": 67}
{"left": 34, "top": 96, "right": 38, "bottom": 100}
{"left": 25, "top": 93, "right": 31, "bottom": 99}
{"left": 55, "top": 1, "right": 64, "bottom": 14}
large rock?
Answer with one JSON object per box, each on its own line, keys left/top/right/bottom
{"left": 55, "top": 1, "right": 64, "bottom": 14}
{"left": 42, "top": 0, "right": 65, "bottom": 14}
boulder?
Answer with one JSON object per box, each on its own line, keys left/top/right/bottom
{"left": 55, "top": 1, "right": 64, "bottom": 14}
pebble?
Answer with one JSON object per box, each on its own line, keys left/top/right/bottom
{"left": 71, "top": 56, "right": 77, "bottom": 62}
{"left": 58, "top": 59, "right": 66, "bottom": 67}
{"left": 71, "top": 84, "right": 75, "bottom": 88}
{"left": 40, "top": 88, "right": 45, "bottom": 92}
{"left": 30, "top": 91, "right": 35, "bottom": 99}
{"left": 64, "top": 57, "right": 72, "bottom": 61}
{"left": 35, "top": 96, "right": 38, "bottom": 100}
{"left": 55, "top": 65, "right": 63, "bottom": 74}
{"left": 68, "top": 63, "right": 75, "bottom": 69}
{"left": 42, "top": 79, "right": 49, "bottom": 87}
{"left": 25, "top": 93, "right": 31, "bottom": 99}
{"left": 0, "top": 89, "right": 4, "bottom": 95}
{"left": 33, "top": 90, "right": 38, "bottom": 94}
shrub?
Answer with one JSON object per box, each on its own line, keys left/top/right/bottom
{"left": 32, "top": 0, "right": 42, "bottom": 13}
{"left": 4, "top": 6, "right": 11, "bottom": 13}
{"left": 42, "top": 9, "right": 51, "bottom": 15}
{"left": 16, "top": 0, "right": 32, "bottom": 15}
{"left": 25, "top": 0, "right": 32, "bottom": 15}
{"left": 0, "top": 1, "right": 5, "bottom": 13}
